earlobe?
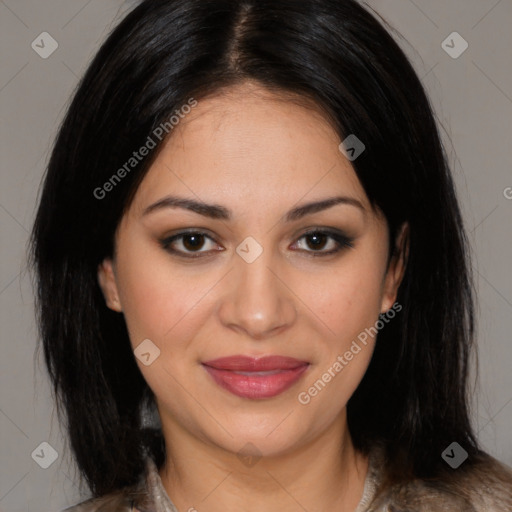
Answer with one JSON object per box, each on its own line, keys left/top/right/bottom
{"left": 380, "top": 222, "right": 409, "bottom": 314}
{"left": 97, "top": 258, "right": 122, "bottom": 312}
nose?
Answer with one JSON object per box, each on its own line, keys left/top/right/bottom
{"left": 216, "top": 245, "right": 298, "bottom": 340}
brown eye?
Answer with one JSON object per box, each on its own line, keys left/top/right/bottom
{"left": 182, "top": 233, "right": 206, "bottom": 251}
{"left": 160, "top": 231, "right": 220, "bottom": 257}
{"left": 304, "top": 232, "right": 329, "bottom": 250}
{"left": 292, "top": 229, "right": 355, "bottom": 256}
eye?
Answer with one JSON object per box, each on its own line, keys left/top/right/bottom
{"left": 160, "top": 231, "right": 222, "bottom": 258}
{"left": 160, "top": 228, "right": 355, "bottom": 260}
{"left": 291, "top": 229, "right": 355, "bottom": 256}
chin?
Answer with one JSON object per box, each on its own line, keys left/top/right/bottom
{"left": 207, "top": 416, "right": 311, "bottom": 457}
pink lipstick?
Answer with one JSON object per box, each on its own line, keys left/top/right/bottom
{"left": 202, "top": 355, "right": 310, "bottom": 399}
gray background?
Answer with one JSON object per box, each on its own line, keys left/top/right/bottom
{"left": 0, "top": 0, "right": 511, "bottom": 510}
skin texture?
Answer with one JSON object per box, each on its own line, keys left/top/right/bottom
{"left": 98, "top": 81, "right": 408, "bottom": 512}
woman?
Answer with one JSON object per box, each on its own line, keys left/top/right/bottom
{"left": 30, "top": 0, "right": 512, "bottom": 511}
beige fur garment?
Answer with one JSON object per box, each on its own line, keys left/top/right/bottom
{"left": 64, "top": 444, "right": 512, "bottom": 512}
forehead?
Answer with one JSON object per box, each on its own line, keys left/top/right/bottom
{"left": 131, "top": 82, "right": 370, "bottom": 214}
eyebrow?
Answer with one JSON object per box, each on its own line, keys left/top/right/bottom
{"left": 142, "top": 194, "right": 365, "bottom": 221}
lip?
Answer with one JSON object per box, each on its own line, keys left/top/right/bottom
{"left": 202, "top": 356, "right": 310, "bottom": 399}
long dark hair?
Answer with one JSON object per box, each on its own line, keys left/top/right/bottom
{"left": 30, "top": 0, "right": 482, "bottom": 498}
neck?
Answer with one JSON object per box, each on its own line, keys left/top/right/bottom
{"left": 158, "top": 411, "right": 369, "bottom": 512}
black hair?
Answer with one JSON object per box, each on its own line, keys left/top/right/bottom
{"left": 30, "top": 0, "right": 483, "bottom": 498}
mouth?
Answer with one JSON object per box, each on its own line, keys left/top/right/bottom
{"left": 201, "top": 355, "right": 310, "bottom": 399}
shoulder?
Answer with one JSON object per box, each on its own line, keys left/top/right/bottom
{"left": 62, "top": 485, "right": 155, "bottom": 512}
{"left": 62, "top": 489, "right": 135, "bottom": 511}
{"left": 368, "top": 451, "right": 512, "bottom": 512}
{"left": 61, "top": 458, "right": 157, "bottom": 512}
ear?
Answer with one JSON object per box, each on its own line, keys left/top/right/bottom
{"left": 97, "top": 258, "right": 122, "bottom": 312}
{"left": 380, "top": 222, "right": 409, "bottom": 314}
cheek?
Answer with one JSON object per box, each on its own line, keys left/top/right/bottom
{"left": 115, "top": 257, "right": 213, "bottom": 409}
{"left": 114, "top": 246, "right": 213, "bottom": 351}
{"left": 297, "top": 254, "right": 386, "bottom": 343}
{"left": 293, "top": 251, "right": 385, "bottom": 407}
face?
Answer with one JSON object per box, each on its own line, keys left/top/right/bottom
{"left": 98, "top": 81, "right": 407, "bottom": 459}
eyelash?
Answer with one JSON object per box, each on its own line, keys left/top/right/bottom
{"left": 159, "top": 228, "right": 355, "bottom": 259}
